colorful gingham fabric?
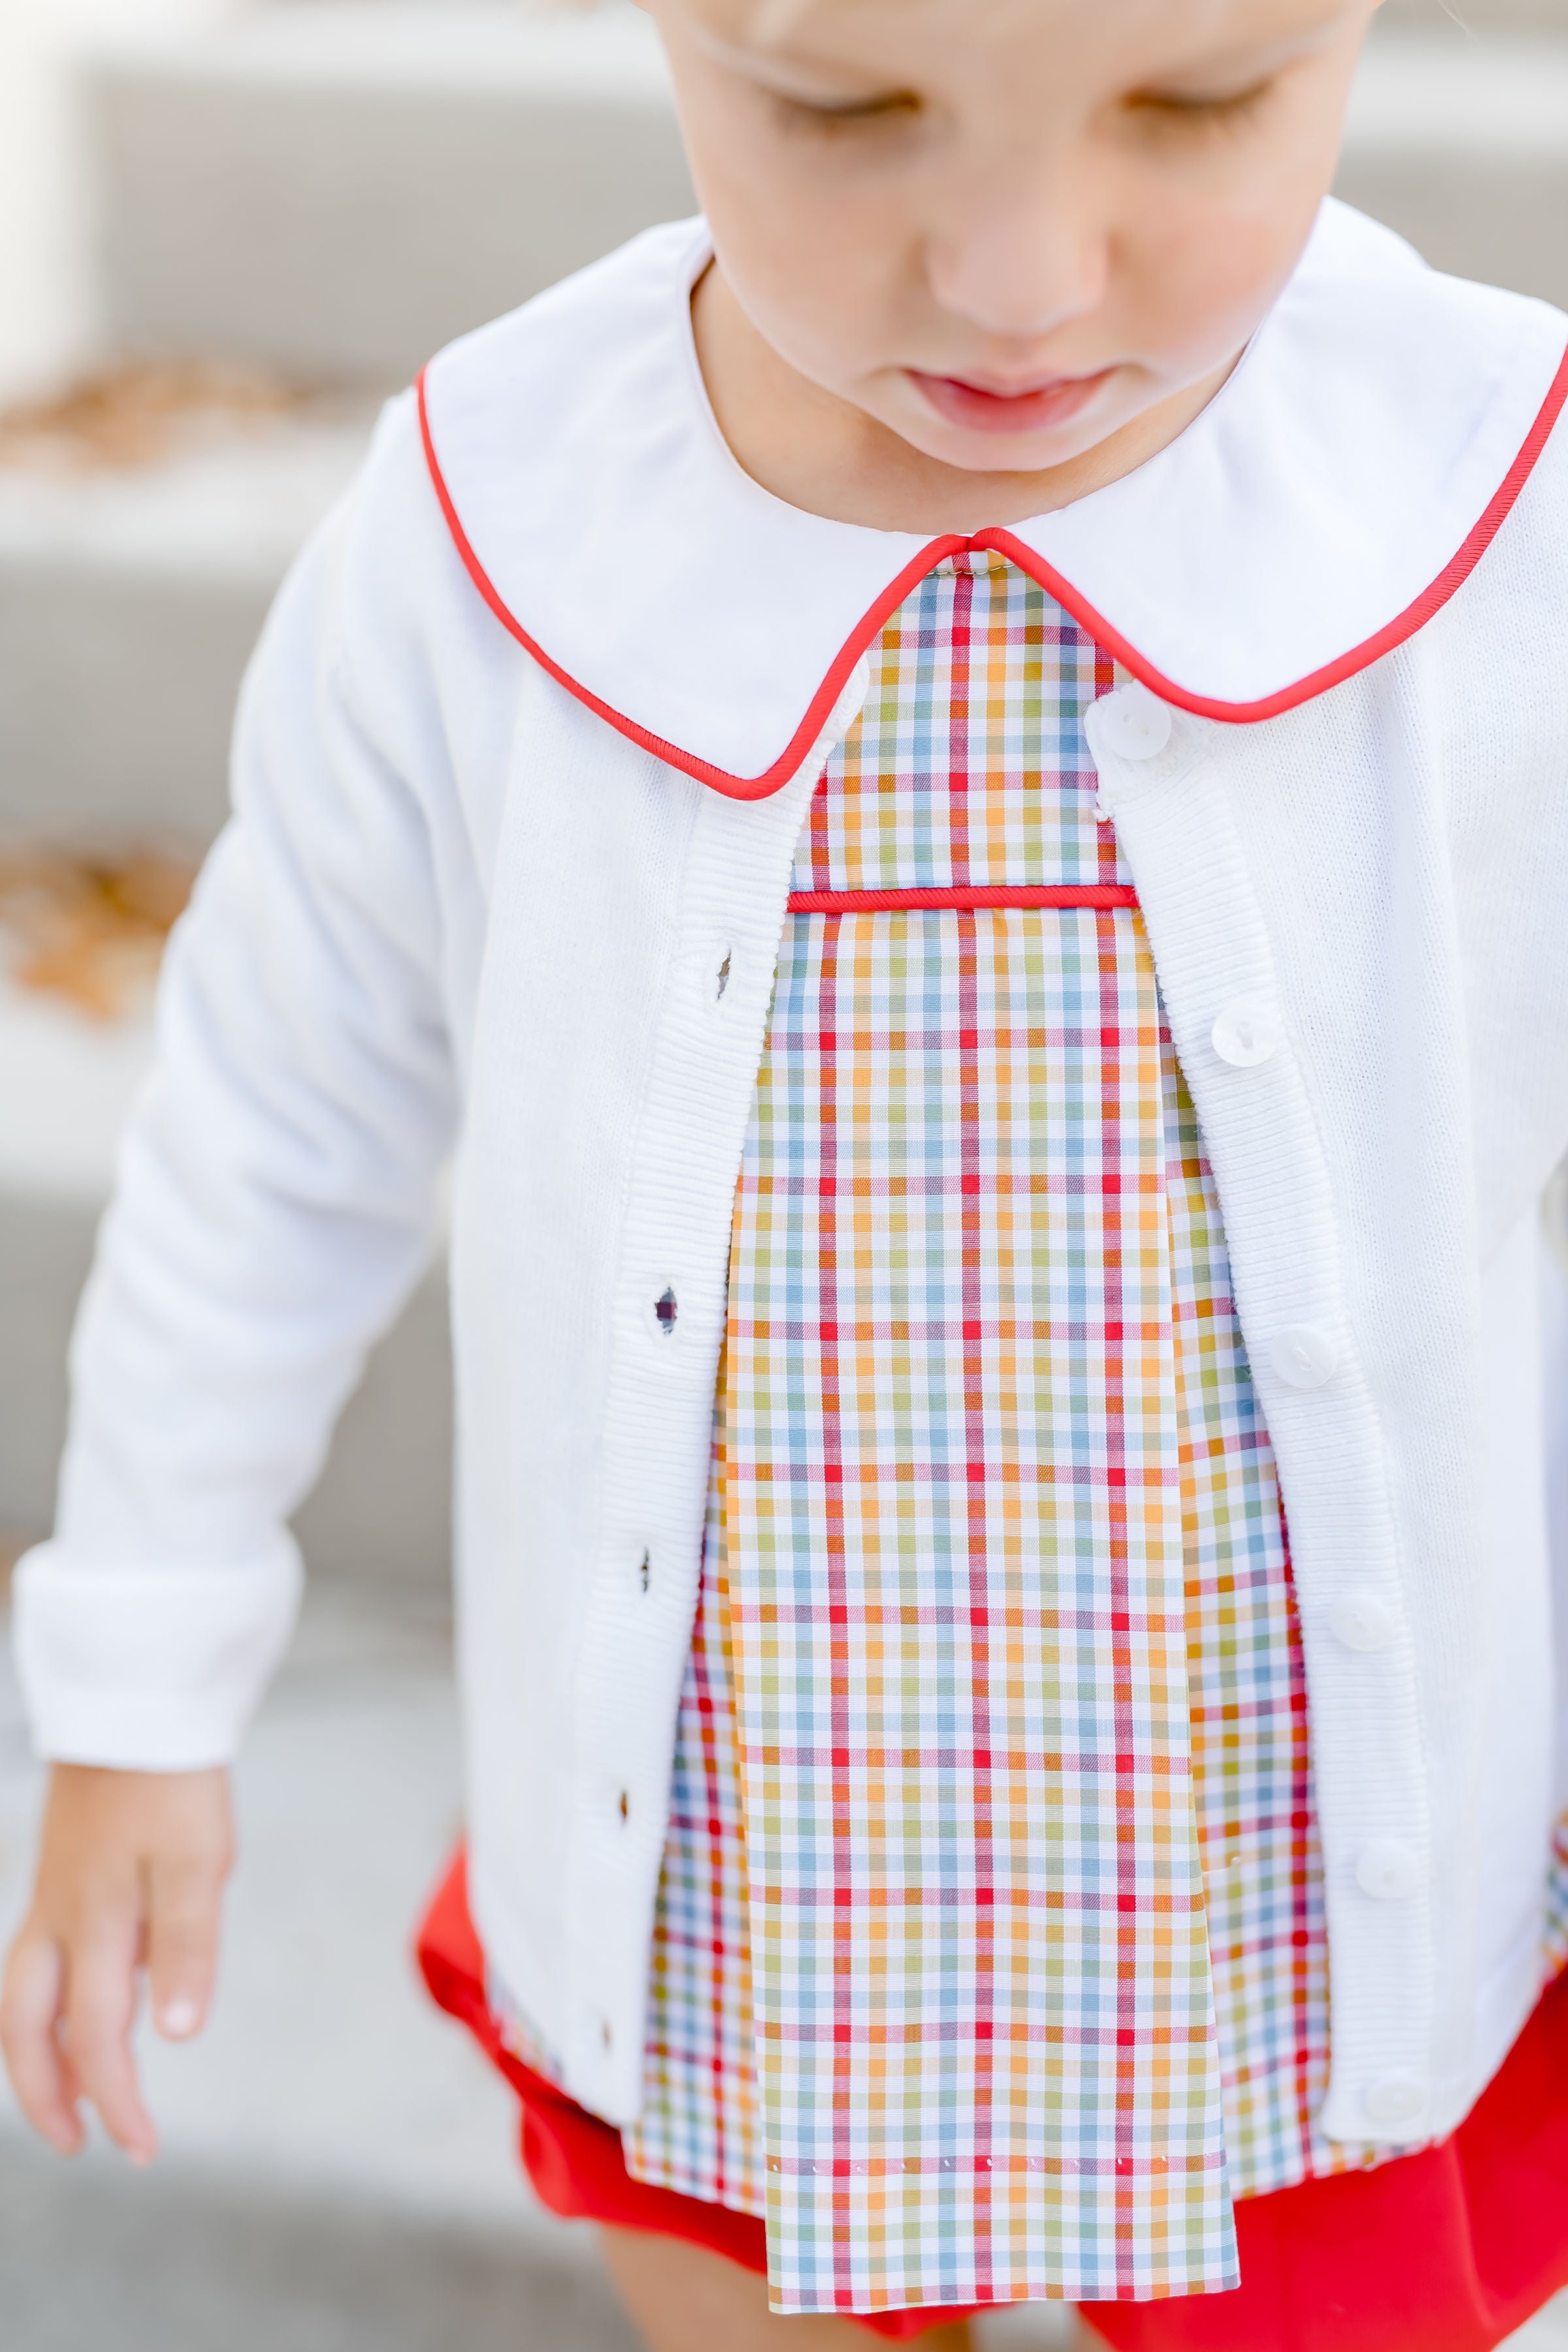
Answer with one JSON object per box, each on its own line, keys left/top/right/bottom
{"left": 497, "top": 553, "right": 1568, "bottom": 2316}
{"left": 638, "top": 554, "right": 1243, "bottom": 2315}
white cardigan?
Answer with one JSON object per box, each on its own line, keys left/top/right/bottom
{"left": 15, "top": 203, "right": 1568, "bottom": 2153}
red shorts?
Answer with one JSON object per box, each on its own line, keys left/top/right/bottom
{"left": 417, "top": 1853, "right": 1568, "bottom": 2349}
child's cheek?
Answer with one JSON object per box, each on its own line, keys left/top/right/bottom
{"left": 1117, "top": 175, "right": 1327, "bottom": 382}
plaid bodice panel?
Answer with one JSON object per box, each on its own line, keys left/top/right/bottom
{"left": 617, "top": 556, "right": 1350, "bottom": 2317}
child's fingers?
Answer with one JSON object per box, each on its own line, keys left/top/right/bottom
{"left": 63, "top": 1931, "right": 157, "bottom": 2163}
{"left": 145, "top": 1852, "right": 224, "bottom": 2040}
{"left": 0, "top": 1927, "right": 83, "bottom": 2156}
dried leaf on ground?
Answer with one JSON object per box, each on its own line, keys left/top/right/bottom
{"left": 0, "top": 360, "right": 318, "bottom": 476}
{"left": 0, "top": 840, "right": 199, "bottom": 1020}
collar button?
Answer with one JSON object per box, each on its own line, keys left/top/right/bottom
{"left": 1094, "top": 683, "right": 1173, "bottom": 763}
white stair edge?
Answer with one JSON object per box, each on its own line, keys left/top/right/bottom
{"left": 0, "top": 411, "right": 373, "bottom": 585}
{"left": 0, "top": 980, "right": 154, "bottom": 1202}
{"left": 84, "top": 1, "right": 677, "bottom": 105}
{"left": 1348, "top": 33, "right": 1568, "bottom": 153}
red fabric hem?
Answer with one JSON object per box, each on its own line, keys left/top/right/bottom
{"left": 417, "top": 1852, "right": 1568, "bottom": 2351}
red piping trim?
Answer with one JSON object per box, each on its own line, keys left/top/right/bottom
{"left": 418, "top": 337, "right": 1568, "bottom": 801}
{"left": 786, "top": 885, "right": 1138, "bottom": 913}
{"left": 417, "top": 368, "right": 960, "bottom": 803}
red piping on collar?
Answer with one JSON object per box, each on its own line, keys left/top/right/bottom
{"left": 418, "top": 339, "right": 1568, "bottom": 804}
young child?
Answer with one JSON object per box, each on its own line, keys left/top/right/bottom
{"left": 7, "top": 0, "right": 1568, "bottom": 2344}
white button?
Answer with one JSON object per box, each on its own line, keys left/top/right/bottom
{"left": 1362, "top": 2076, "right": 1426, "bottom": 2130}
{"left": 1355, "top": 1840, "right": 1424, "bottom": 1901}
{"left": 1095, "top": 683, "right": 1173, "bottom": 763}
{"left": 1329, "top": 1593, "right": 1396, "bottom": 1653}
{"left": 1269, "top": 1324, "right": 1338, "bottom": 1390}
{"left": 1211, "top": 997, "right": 1280, "bottom": 1069}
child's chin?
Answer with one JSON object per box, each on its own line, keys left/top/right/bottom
{"left": 892, "top": 402, "right": 1111, "bottom": 480}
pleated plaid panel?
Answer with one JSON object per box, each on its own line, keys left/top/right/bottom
{"left": 644, "top": 555, "right": 1236, "bottom": 2315}
{"left": 723, "top": 892, "right": 1239, "bottom": 2316}
{"left": 1163, "top": 1070, "right": 1379, "bottom": 2197}
{"left": 619, "top": 992, "right": 1388, "bottom": 2253}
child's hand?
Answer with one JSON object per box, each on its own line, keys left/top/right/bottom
{"left": 0, "top": 1763, "right": 233, "bottom": 2163}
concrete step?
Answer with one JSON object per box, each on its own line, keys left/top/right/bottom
{"left": 85, "top": 3, "right": 696, "bottom": 388}
{"left": 1338, "top": 34, "right": 1568, "bottom": 310}
{"left": 0, "top": 975, "right": 453, "bottom": 1593}
{"left": 0, "top": 399, "right": 370, "bottom": 844}
{"left": 0, "top": 2142, "right": 638, "bottom": 2352}
{"left": 1384, "top": 0, "right": 1568, "bottom": 31}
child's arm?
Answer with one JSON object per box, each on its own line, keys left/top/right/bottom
{"left": 1, "top": 408, "right": 464, "bottom": 2155}
{"left": 1, "top": 1766, "right": 231, "bottom": 2161}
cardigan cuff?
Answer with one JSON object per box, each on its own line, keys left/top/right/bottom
{"left": 10, "top": 1541, "right": 304, "bottom": 1769}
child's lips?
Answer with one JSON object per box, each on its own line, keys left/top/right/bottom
{"left": 907, "top": 365, "right": 1116, "bottom": 436}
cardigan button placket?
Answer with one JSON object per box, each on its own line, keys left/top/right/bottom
{"left": 1269, "top": 1324, "right": 1338, "bottom": 1390}
{"left": 1362, "top": 2077, "right": 1426, "bottom": 2132}
{"left": 1329, "top": 1593, "right": 1396, "bottom": 1652}
{"left": 1355, "top": 1840, "right": 1424, "bottom": 1901}
{"left": 1095, "top": 682, "right": 1173, "bottom": 762}
{"left": 1211, "top": 997, "right": 1281, "bottom": 1069}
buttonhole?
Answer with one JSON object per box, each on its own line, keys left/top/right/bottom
{"left": 639, "top": 1549, "right": 651, "bottom": 1593}
{"left": 716, "top": 949, "right": 731, "bottom": 1002}
{"left": 655, "top": 1286, "right": 678, "bottom": 1335}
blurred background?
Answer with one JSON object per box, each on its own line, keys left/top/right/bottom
{"left": 0, "top": 0, "right": 1564, "bottom": 2343}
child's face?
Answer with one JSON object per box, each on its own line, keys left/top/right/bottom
{"left": 649, "top": 0, "right": 1380, "bottom": 482}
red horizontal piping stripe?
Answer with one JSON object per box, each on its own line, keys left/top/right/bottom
{"left": 787, "top": 885, "right": 1139, "bottom": 913}
{"left": 419, "top": 334, "right": 1568, "bottom": 799}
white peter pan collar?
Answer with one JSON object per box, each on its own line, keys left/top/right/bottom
{"left": 419, "top": 201, "right": 1568, "bottom": 799}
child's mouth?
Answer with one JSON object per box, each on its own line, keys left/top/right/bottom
{"left": 906, "top": 365, "right": 1115, "bottom": 436}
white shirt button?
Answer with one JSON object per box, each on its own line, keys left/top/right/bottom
{"left": 1269, "top": 1324, "right": 1338, "bottom": 1390}
{"left": 1095, "top": 683, "right": 1173, "bottom": 763}
{"left": 1362, "top": 2076, "right": 1426, "bottom": 2131}
{"left": 1329, "top": 1593, "right": 1396, "bottom": 1653}
{"left": 1355, "top": 1840, "right": 1424, "bottom": 1901}
{"left": 1211, "top": 997, "right": 1280, "bottom": 1069}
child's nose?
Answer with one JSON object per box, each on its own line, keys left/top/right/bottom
{"left": 926, "top": 182, "right": 1111, "bottom": 342}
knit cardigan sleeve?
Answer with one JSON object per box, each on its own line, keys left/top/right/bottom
{"left": 11, "top": 432, "right": 461, "bottom": 1769}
